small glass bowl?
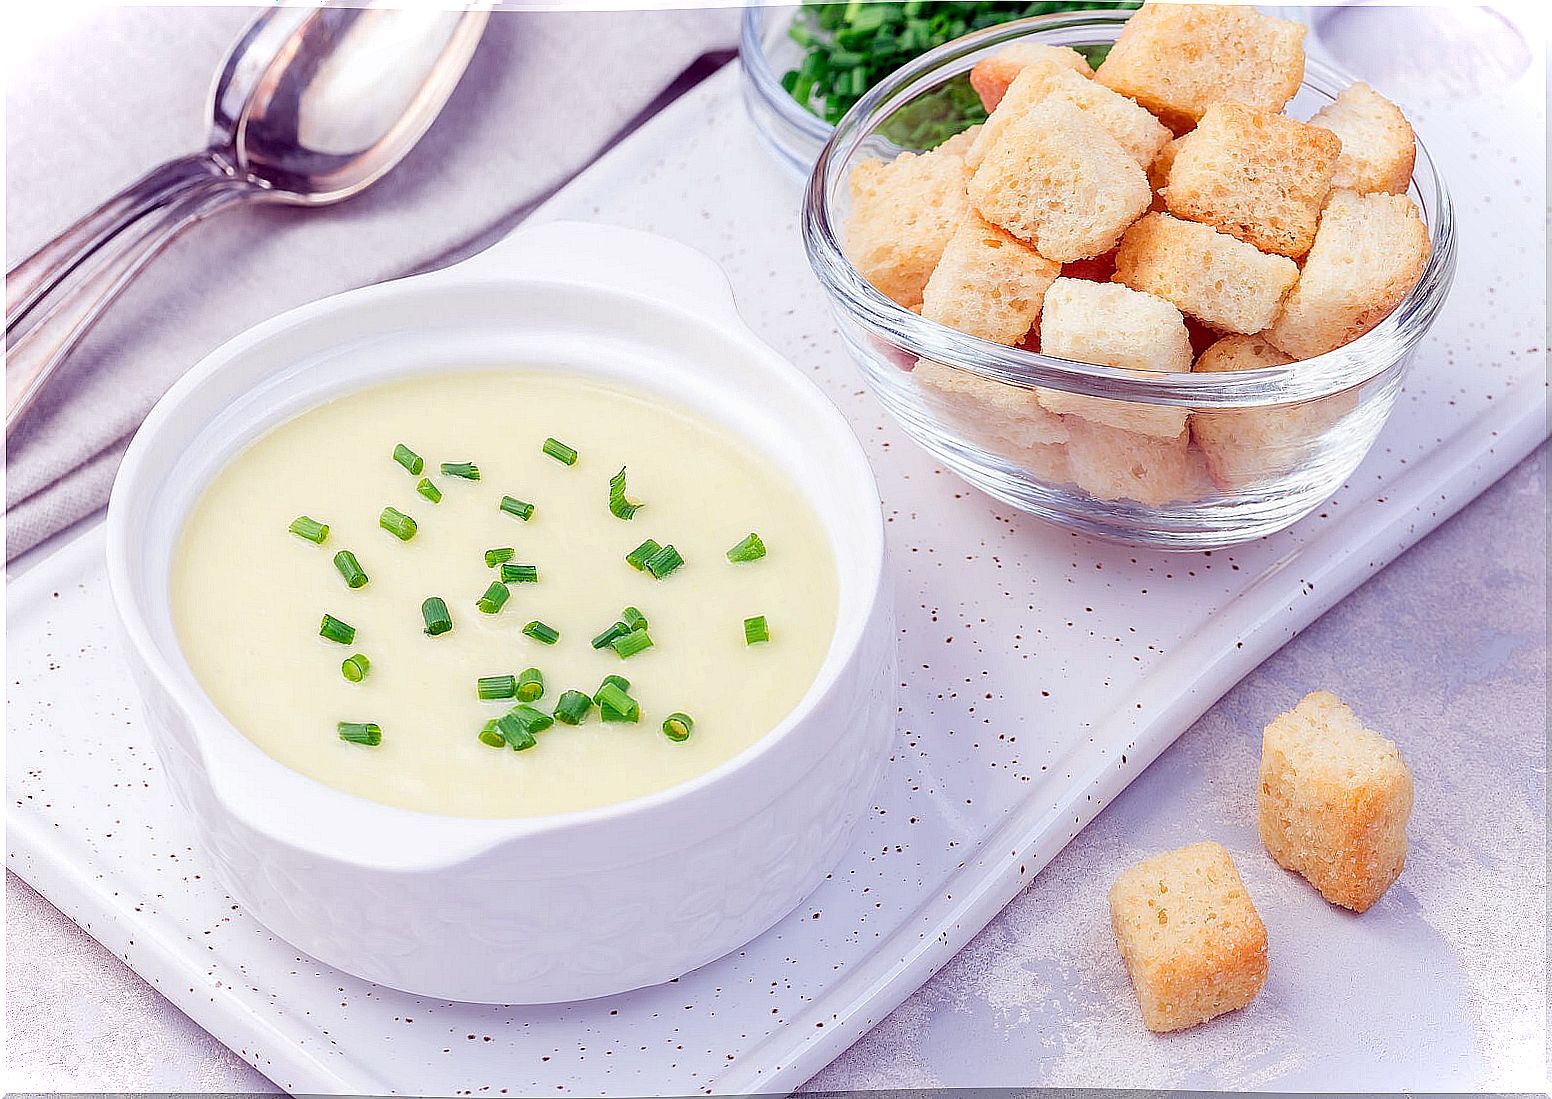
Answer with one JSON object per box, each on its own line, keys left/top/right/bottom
{"left": 801, "top": 10, "right": 1456, "bottom": 549}
{"left": 739, "top": 5, "right": 833, "bottom": 179}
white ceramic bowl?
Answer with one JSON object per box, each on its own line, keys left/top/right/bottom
{"left": 106, "top": 221, "right": 897, "bottom": 1004}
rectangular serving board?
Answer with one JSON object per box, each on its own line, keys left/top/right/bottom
{"left": 6, "top": 59, "right": 1546, "bottom": 1097}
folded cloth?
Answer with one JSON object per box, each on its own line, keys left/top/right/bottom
{"left": 5, "top": 6, "right": 738, "bottom": 560}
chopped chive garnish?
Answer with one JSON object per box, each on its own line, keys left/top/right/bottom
{"left": 608, "top": 467, "right": 643, "bottom": 519}
{"left": 645, "top": 543, "right": 684, "bottom": 579}
{"left": 509, "top": 702, "right": 554, "bottom": 736}
{"left": 485, "top": 547, "right": 516, "bottom": 568}
{"left": 340, "top": 654, "right": 370, "bottom": 682}
{"left": 393, "top": 444, "right": 424, "bottom": 476}
{"left": 476, "top": 581, "right": 510, "bottom": 615}
{"left": 379, "top": 506, "right": 417, "bottom": 541}
{"left": 622, "top": 606, "right": 648, "bottom": 632}
{"left": 523, "top": 620, "right": 559, "bottom": 645}
{"left": 337, "top": 721, "right": 381, "bottom": 746}
{"left": 416, "top": 477, "right": 442, "bottom": 503}
{"left": 626, "top": 539, "right": 661, "bottom": 570}
{"left": 592, "top": 620, "right": 631, "bottom": 649}
{"left": 319, "top": 614, "right": 356, "bottom": 645}
{"left": 553, "top": 690, "right": 593, "bottom": 725}
{"left": 495, "top": 711, "right": 537, "bottom": 751}
{"left": 595, "top": 673, "right": 631, "bottom": 699}
{"left": 422, "top": 596, "right": 453, "bottom": 636}
{"left": 595, "top": 680, "right": 640, "bottom": 723}
{"left": 517, "top": 667, "right": 544, "bottom": 702}
{"left": 441, "top": 461, "right": 480, "bottom": 481}
{"left": 478, "top": 721, "right": 506, "bottom": 749}
{"left": 478, "top": 674, "right": 517, "bottom": 700}
{"left": 662, "top": 712, "right": 694, "bottom": 742}
{"left": 744, "top": 614, "right": 770, "bottom": 645}
{"left": 289, "top": 516, "right": 329, "bottom": 544}
{"left": 500, "top": 496, "right": 535, "bottom": 521}
{"left": 726, "top": 532, "right": 767, "bottom": 563}
{"left": 333, "top": 550, "right": 368, "bottom": 589}
{"left": 499, "top": 563, "right": 538, "bottom": 584}
{"left": 610, "top": 627, "right": 654, "bottom": 659}
{"left": 543, "top": 438, "right": 578, "bottom": 466}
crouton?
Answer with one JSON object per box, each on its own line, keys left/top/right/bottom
{"left": 933, "top": 122, "right": 984, "bottom": 159}
{"left": 1064, "top": 418, "right": 1210, "bottom": 505}
{"left": 1163, "top": 101, "right": 1340, "bottom": 258}
{"left": 1310, "top": 82, "right": 1417, "bottom": 195}
{"left": 1036, "top": 278, "right": 1192, "bottom": 437}
{"left": 969, "top": 98, "right": 1151, "bottom": 263}
{"left": 970, "top": 41, "right": 1092, "bottom": 111}
{"left": 1113, "top": 212, "right": 1299, "bottom": 334}
{"left": 1189, "top": 335, "right": 1355, "bottom": 488}
{"left": 1258, "top": 690, "right": 1413, "bottom": 913}
{"left": 1109, "top": 841, "right": 1269, "bottom": 1032}
{"left": 914, "top": 359, "right": 1070, "bottom": 457}
{"left": 1148, "top": 135, "right": 1185, "bottom": 193}
{"left": 967, "top": 59, "right": 1171, "bottom": 171}
{"left": 1264, "top": 189, "right": 1430, "bottom": 359}
{"left": 844, "top": 146, "right": 970, "bottom": 309}
{"left": 1095, "top": 2, "right": 1306, "bottom": 130}
{"left": 921, "top": 214, "right": 1061, "bottom": 344}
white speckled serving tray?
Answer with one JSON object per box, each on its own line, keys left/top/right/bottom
{"left": 7, "top": 56, "right": 1545, "bottom": 1096}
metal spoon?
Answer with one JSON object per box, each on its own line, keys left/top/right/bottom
{"left": 5, "top": 4, "right": 489, "bottom": 435}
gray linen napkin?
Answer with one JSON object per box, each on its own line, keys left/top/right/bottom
{"left": 5, "top": 6, "right": 739, "bottom": 560}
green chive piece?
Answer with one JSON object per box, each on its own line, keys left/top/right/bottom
{"left": 509, "top": 702, "right": 554, "bottom": 736}
{"left": 485, "top": 547, "right": 516, "bottom": 568}
{"left": 500, "top": 496, "right": 535, "bottom": 521}
{"left": 393, "top": 444, "right": 424, "bottom": 476}
{"left": 592, "top": 620, "right": 630, "bottom": 649}
{"left": 476, "top": 581, "right": 510, "bottom": 615}
{"left": 441, "top": 461, "right": 480, "bottom": 481}
{"left": 610, "top": 627, "right": 654, "bottom": 659}
{"left": 662, "top": 712, "right": 694, "bottom": 742}
{"left": 416, "top": 477, "right": 442, "bottom": 504}
{"left": 495, "top": 711, "right": 537, "bottom": 751}
{"left": 523, "top": 620, "right": 559, "bottom": 645}
{"left": 478, "top": 722, "right": 506, "bottom": 748}
{"left": 595, "top": 680, "right": 640, "bottom": 723}
{"left": 340, "top": 654, "right": 370, "bottom": 682}
{"left": 594, "top": 673, "right": 630, "bottom": 699}
{"left": 543, "top": 438, "right": 578, "bottom": 466}
{"left": 516, "top": 667, "right": 545, "bottom": 702}
{"left": 478, "top": 674, "right": 517, "bottom": 700}
{"left": 499, "top": 563, "right": 538, "bottom": 584}
{"left": 422, "top": 596, "right": 453, "bottom": 636}
{"left": 608, "top": 467, "right": 643, "bottom": 519}
{"left": 645, "top": 543, "right": 684, "bottom": 579}
{"left": 553, "top": 690, "right": 593, "bottom": 725}
{"left": 333, "top": 550, "right": 368, "bottom": 589}
{"left": 289, "top": 516, "right": 329, "bottom": 544}
{"left": 726, "top": 532, "right": 767, "bottom": 563}
{"left": 379, "top": 507, "right": 417, "bottom": 541}
{"left": 626, "top": 539, "right": 661, "bottom": 571}
{"left": 319, "top": 614, "right": 355, "bottom": 645}
{"left": 337, "top": 721, "right": 381, "bottom": 746}
{"left": 621, "top": 606, "right": 648, "bottom": 632}
{"left": 744, "top": 614, "right": 770, "bottom": 645}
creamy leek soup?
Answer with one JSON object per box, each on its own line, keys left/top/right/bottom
{"left": 172, "top": 371, "right": 839, "bottom": 817}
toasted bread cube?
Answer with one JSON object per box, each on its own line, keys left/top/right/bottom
{"left": 844, "top": 147, "right": 970, "bottom": 309}
{"left": 970, "top": 41, "right": 1092, "bottom": 111}
{"left": 1110, "top": 841, "right": 1269, "bottom": 1032}
{"left": 967, "top": 60, "right": 1171, "bottom": 171}
{"left": 933, "top": 122, "right": 984, "bottom": 159}
{"left": 1095, "top": 2, "right": 1306, "bottom": 130}
{"left": 921, "top": 215, "right": 1061, "bottom": 345}
{"left": 1264, "top": 190, "right": 1430, "bottom": 359}
{"left": 1065, "top": 418, "right": 1211, "bottom": 505}
{"left": 1310, "top": 82, "right": 1417, "bottom": 195}
{"left": 970, "top": 99, "right": 1151, "bottom": 263}
{"left": 1164, "top": 102, "right": 1340, "bottom": 258}
{"left": 1113, "top": 213, "right": 1299, "bottom": 334}
{"left": 914, "top": 359, "right": 1070, "bottom": 462}
{"left": 1036, "top": 278, "right": 1192, "bottom": 437}
{"left": 1146, "top": 135, "right": 1186, "bottom": 211}
{"left": 1258, "top": 691, "right": 1413, "bottom": 913}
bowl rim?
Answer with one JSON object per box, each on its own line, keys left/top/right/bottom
{"left": 801, "top": 9, "right": 1459, "bottom": 409}
{"left": 739, "top": 4, "right": 835, "bottom": 148}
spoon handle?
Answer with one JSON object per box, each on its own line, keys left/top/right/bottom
{"left": 5, "top": 173, "right": 253, "bottom": 436}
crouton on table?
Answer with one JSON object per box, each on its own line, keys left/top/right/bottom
{"left": 1109, "top": 841, "right": 1269, "bottom": 1032}
{"left": 970, "top": 41, "right": 1092, "bottom": 112}
{"left": 1258, "top": 690, "right": 1414, "bottom": 912}
{"left": 922, "top": 214, "right": 1061, "bottom": 345}
{"left": 1310, "top": 81, "right": 1417, "bottom": 196}
{"left": 843, "top": 146, "right": 970, "bottom": 309}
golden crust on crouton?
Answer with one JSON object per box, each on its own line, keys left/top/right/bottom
{"left": 1164, "top": 101, "right": 1340, "bottom": 258}
{"left": 933, "top": 123, "right": 984, "bottom": 159}
{"left": 1095, "top": 2, "right": 1306, "bottom": 130}
{"left": 922, "top": 214, "right": 1061, "bottom": 345}
{"left": 843, "top": 147, "right": 970, "bottom": 309}
{"left": 969, "top": 41, "right": 1092, "bottom": 112}
{"left": 1310, "top": 81, "right": 1417, "bottom": 195}
{"left": 1264, "top": 189, "right": 1430, "bottom": 359}
{"left": 913, "top": 358, "right": 1070, "bottom": 455}
{"left": 1113, "top": 212, "right": 1299, "bottom": 334}
{"left": 969, "top": 98, "right": 1151, "bottom": 264}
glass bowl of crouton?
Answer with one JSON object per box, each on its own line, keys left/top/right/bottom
{"left": 801, "top": 4, "right": 1456, "bottom": 549}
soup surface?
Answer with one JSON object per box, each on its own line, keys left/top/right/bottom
{"left": 172, "top": 371, "right": 838, "bottom": 817}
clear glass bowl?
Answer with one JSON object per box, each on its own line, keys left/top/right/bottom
{"left": 801, "top": 10, "right": 1456, "bottom": 549}
{"left": 739, "top": 5, "right": 833, "bottom": 179}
